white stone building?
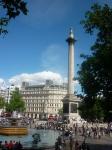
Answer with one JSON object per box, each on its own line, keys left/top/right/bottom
{"left": 0, "top": 89, "right": 6, "bottom": 98}
{"left": 21, "top": 80, "right": 67, "bottom": 119}
{"left": 0, "top": 84, "right": 16, "bottom": 103}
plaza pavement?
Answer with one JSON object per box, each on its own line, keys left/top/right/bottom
{"left": 27, "top": 121, "right": 112, "bottom": 150}
{"left": 44, "top": 134, "right": 112, "bottom": 150}
{"left": 22, "top": 133, "right": 112, "bottom": 150}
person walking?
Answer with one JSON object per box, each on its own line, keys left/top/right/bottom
{"left": 75, "top": 140, "right": 80, "bottom": 150}
{"left": 80, "top": 140, "right": 90, "bottom": 150}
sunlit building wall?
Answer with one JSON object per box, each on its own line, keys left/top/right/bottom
{"left": 21, "top": 80, "right": 67, "bottom": 119}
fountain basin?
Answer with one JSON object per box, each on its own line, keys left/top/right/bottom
{"left": 0, "top": 117, "right": 28, "bottom": 135}
{"left": 0, "top": 127, "right": 28, "bottom": 135}
{"left": 0, "top": 129, "right": 60, "bottom": 148}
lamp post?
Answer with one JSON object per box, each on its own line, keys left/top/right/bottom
{"left": 42, "top": 99, "right": 45, "bottom": 120}
{"left": 6, "top": 87, "right": 10, "bottom": 103}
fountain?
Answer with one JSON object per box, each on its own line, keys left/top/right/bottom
{"left": 32, "top": 133, "right": 41, "bottom": 148}
{"left": 0, "top": 112, "right": 60, "bottom": 148}
{"left": 0, "top": 129, "right": 60, "bottom": 148}
{"left": 0, "top": 112, "right": 28, "bottom": 135}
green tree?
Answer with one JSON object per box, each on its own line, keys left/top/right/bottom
{"left": 0, "top": 0, "right": 28, "bottom": 35}
{"left": 58, "top": 108, "right": 63, "bottom": 116}
{"left": 78, "top": 3, "right": 112, "bottom": 121}
{"left": 6, "top": 88, "right": 25, "bottom": 112}
{"left": 92, "top": 98, "right": 104, "bottom": 120}
{"left": 0, "top": 96, "right": 5, "bottom": 109}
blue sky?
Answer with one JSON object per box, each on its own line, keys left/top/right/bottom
{"left": 0, "top": 0, "right": 112, "bottom": 91}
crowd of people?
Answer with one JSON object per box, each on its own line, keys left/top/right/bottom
{"left": 35, "top": 120, "right": 112, "bottom": 138}
{"left": 53, "top": 121, "right": 112, "bottom": 150}
{"left": 0, "top": 116, "right": 29, "bottom": 127}
{"left": 55, "top": 136, "right": 90, "bottom": 150}
{"left": 0, "top": 116, "right": 112, "bottom": 150}
{"left": 0, "top": 140, "right": 23, "bottom": 150}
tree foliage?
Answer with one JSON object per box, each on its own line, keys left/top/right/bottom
{"left": 5, "top": 88, "right": 25, "bottom": 112}
{"left": 0, "top": 96, "right": 5, "bottom": 109}
{"left": 78, "top": 3, "right": 112, "bottom": 121}
{"left": 58, "top": 108, "right": 63, "bottom": 116}
{"left": 0, "top": 0, "right": 28, "bottom": 35}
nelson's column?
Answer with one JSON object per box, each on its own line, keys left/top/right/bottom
{"left": 63, "top": 28, "right": 81, "bottom": 122}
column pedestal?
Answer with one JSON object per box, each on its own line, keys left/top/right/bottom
{"left": 62, "top": 94, "right": 81, "bottom": 122}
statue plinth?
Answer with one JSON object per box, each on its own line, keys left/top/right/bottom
{"left": 62, "top": 94, "right": 81, "bottom": 121}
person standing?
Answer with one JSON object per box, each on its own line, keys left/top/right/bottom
{"left": 4, "top": 141, "right": 9, "bottom": 150}
{"left": 8, "top": 140, "right": 14, "bottom": 150}
{"left": 69, "top": 135, "right": 74, "bottom": 150}
{"left": 17, "top": 141, "right": 23, "bottom": 150}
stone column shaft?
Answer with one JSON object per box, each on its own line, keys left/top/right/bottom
{"left": 66, "top": 29, "right": 75, "bottom": 96}
{"left": 68, "top": 43, "right": 74, "bottom": 95}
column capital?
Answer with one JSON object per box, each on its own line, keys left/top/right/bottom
{"left": 66, "top": 28, "right": 76, "bottom": 44}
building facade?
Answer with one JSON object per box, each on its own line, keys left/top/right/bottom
{"left": 0, "top": 84, "right": 16, "bottom": 103}
{"left": 21, "top": 80, "right": 67, "bottom": 119}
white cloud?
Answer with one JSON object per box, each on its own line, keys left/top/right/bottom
{"left": 0, "top": 78, "right": 6, "bottom": 89}
{"left": 8, "top": 71, "right": 64, "bottom": 87}
{"left": 0, "top": 71, "right": 80, "bottom": 92}
{"left": 74, "top": 80, "right": 79, "bottom": 85}
{"left": 8, "top": 71, "right": 80, "bottom": 92}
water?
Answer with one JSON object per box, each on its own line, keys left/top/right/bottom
{"left": 0, "top": 129, "right": 60, "bottom": 148}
